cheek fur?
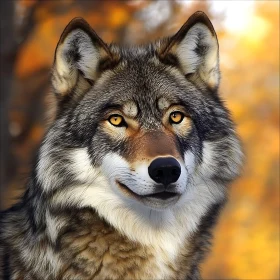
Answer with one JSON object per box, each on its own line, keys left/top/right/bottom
{"left": 88, "top": 128, "right": 130, "bottom": 165}
{"left": 101, "top": 121, "right": 127, "bottom": 141}
{"left": 171, "top": 117, "right": 192, "bottom": 138}
{"left": 183, "top": 151, "right": 196, "bottom": 175}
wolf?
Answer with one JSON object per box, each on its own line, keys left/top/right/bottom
{"left": 0, "top": 11, "right": 242, "bottom": 280}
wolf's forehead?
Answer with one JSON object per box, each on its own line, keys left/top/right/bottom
{"left": 109, "top": 66, "right": 182, "bottom": 106}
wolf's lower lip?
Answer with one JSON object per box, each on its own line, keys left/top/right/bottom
{"left": 116, "top": 181, "right": 179, "bottom": 201}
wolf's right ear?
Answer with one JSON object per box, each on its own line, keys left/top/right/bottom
{"left": 52, "top": 18, "right": 116, "bottom": 99}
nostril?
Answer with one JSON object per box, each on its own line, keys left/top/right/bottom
{"left": 171, "top": 168, "right": 179, "bottom": 176}
{"left": 155, "top": 169, "right": 163, "bottom": 181}
{"left": 170, "top": 167, "right": 181, "bottom": 183}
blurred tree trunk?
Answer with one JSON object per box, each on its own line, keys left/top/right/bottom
{"left": 0, "top": 0, "right": 16, "bottom": 210}
{"left": 0, "top": 0, "right": 39, "bottom": 210}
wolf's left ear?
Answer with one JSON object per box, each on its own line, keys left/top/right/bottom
{"left": 160, "top": 11, "right": 220, "bottom": 91}
{"left": 52, "top": 18, "right": 117, "bottom": 99}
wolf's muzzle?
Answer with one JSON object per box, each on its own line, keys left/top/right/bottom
{"left": 148, "top": 157, "right": 181, "bottom": 186}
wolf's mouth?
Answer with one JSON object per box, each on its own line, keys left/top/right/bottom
{"left": 116, "top": 181, "right": 178, "bottom": 201}
{"left": 142, "top": 192, "right": 178, "bottom": 200}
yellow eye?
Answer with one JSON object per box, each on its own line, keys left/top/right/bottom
{"left": 108, "top": 115, "right": 125, "bottom": 127}
{"left": 170, "top": 111, "right": 184, "bottom": 124}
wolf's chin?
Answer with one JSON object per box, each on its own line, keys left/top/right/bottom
{"left": 116, "top": 180, "right": 181, "bottom": 209}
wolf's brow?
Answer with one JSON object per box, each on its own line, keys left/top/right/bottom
{"left": 101, "top": 103, "right": 123, "bottom": 113}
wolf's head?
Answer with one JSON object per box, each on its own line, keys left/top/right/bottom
{"left": 37, "top": 12, "right": 242, "bottom": 237}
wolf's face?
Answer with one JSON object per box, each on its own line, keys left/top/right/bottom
{"left": 37, "top": 13, "right": 242, "bottom": 230}
{"left": 75, "top": 59, "right": 207, "bottom": 210}
{"left": 86, "top": 66, "right": 196, "bottom": 209}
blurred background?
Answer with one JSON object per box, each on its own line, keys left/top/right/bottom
{"left": 0, "top": 0, "right": 279, "bottom": 279}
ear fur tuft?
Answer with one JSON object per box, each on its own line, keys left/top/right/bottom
{"left": 52, "top": 18, "right": 114, "bottom": 99}
{"left": 160, "top": 11, "right": 220, "bottom": 91}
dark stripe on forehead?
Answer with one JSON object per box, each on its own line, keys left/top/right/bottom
{"left": 101, "top": 102, "right": 123, "bottom": 113}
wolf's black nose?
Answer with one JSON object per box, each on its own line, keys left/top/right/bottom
{"left": 148, "top": 157, "right": 181, "bottom": 186}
